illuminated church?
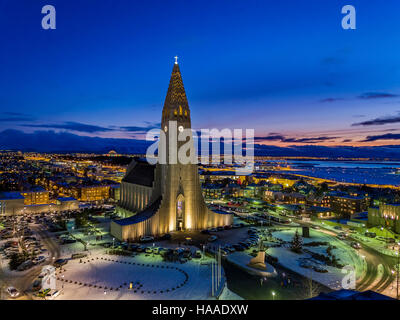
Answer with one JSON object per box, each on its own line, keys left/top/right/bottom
{"left": 110, "top": 59, "right": 232, "bottom": 241}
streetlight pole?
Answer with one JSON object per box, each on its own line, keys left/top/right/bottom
{"left": 397, "top": 243, "right": 400, "bottom": 300}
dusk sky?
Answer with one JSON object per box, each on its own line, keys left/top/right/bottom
{"left": 1, "top": 0, "right": 400, "bottom": 148}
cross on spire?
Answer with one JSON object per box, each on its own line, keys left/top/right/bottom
{"left": 174, "top": 56, "right": 178, "bottom": 64}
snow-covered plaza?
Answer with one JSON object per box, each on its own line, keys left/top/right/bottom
{"left": 266, "top": 227, "right": 365, "bottom": 290}
{"left": 53, "top": 253, "right": 226, "bottom": 300}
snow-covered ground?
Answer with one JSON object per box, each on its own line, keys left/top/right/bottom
{"left": 226, "top": 252, "right": 277, "bottom": 278}
{"left": 53, "top": 253, "right": 227, "bottom": 300}
{"left": 268, "top": 228, "right": 365, "bottom": 290}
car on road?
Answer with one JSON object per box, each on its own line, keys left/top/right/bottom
{"left": 334, "top": 226, "right": 342, "bottom": 230}
{"left": 365, "top": 232, "right": 376, "bottom": 238}
{"left": 337, "top": 234, "right": 347, "bottom": 240}
{"left": 7, "top": 286, "right": 19, "bottom": 298}
{"left": 351, "top": 242, "right": 362, "bottom": 249}
{"left": 140, "top": 236, "right": 154, "bottom": 243}
{"left": 311, "top": 225, "right": 320, "bottom": 230}
{"left": 208, "top": 235, "right": 218, "bottom": 242}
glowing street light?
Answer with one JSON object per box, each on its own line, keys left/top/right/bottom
{"left": 272, "top": 291, "right": 276, "bottom": 300}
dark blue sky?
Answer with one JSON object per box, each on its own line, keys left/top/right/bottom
{"left": 1, "top": 0, "right": 400, "bottom": 147}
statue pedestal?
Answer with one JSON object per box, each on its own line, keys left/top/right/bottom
{"left": 247, "top": 251, "right": 266, "bottom": 270}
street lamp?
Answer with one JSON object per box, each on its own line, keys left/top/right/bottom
{"left": 272, "top": 291, "right": 275, "bottom": 300}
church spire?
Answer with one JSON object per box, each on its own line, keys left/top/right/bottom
{"left": 161, "top": 58, "right": 191, "bottom": 128}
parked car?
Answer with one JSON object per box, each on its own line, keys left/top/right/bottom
{"left": 36, "top": 288, "right": 51, "bottom": 298}
{"left": 33, "top": 256, "right": 46, "bottom": 265}
{"left": 7, "top": 286, "right": 19, "bottom": 298}
{"left": 239, "top": 242, "right": 250, "bottom": 249}
{"left": 145, "top": 247, "right": 153, "bottom": 254}
{"left": 32, "top": 279, "right": 42, "bottom": 291}
{"left": 45, "top": 289, "right": 60, "bottom": 300}
{"left": 208, "top": 235, "right": 218, "bottom": 242}
{"left": 159, "top": 233, "right": 171, "bottom": 240}
{"left": 71, "top": 253, "right": 88, "bottom": 259}
{"left": 194, "top": 250, "right": 202, "bottom": 258}
{"left": 179, "top": 257, "right": 188, "bottom": 264}
{"left": 129, "top": 244, "right": 139, "bottom": 251}
{"left": 53, "top": 259, "right": 68, "bottom": 268}
{"left": 233, "top": 244, "right": 245, "bottom": 251}
{"left": 140, "top": 236, "right": 154, "bottom": 243}
{"left": 17, "top": 260, "right": 33, "bottom": 271}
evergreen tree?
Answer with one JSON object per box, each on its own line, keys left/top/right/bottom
{"left": 291, "top": 230, "right": 303, "bottom": 253}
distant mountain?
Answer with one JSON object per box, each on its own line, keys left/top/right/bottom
{"left": 0, "top": 129, "right": 152, "bottom": 154}
{"left": 253, "top": 144, "right": 400, "bottom": 159}
{"left": 1, "top": 129, "right": 400, "bottom": 159}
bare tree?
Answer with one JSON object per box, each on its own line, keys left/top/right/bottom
{"left": 302, "top": 269, "right": 321, "bottom": 299}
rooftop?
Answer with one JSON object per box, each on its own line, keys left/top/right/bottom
{"left": 0, "top": 191, "right": 24, "bottom": 200}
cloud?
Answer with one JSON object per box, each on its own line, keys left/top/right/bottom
{"left": 319, "top": 98, "right": 343, "bottom": 103}
{"left": 282, "top": 137, "right": 338, "bottom": 144}
{"left": 253, "top": 135, "right": 285, "bottom": 142}
{"left": 21, "top": 121, "right": 115, "bottom": 133}
{"left": 0, "top": 111, "right": 34, "bottom": 122}
{"left": 361, "top": 133, "right": 400, "bottom": 142}
{"left": 252, "top": 135, "right": 338, "bottom": 144}
{"left": 358, "top": 92, "right": 398, "bottom": 100}
{"left": 0, "top": 117, "right": 34, "bottom": 122}
{"left": 342, "top": 139, "right": 352, "bottom": 143}
{"left": 2, "top": 112, "right": 26, "bottom": 116}
{"left": 352, "top": 113, "right": 400, "bottom": 126}
{"left": 120, "top": 122, "right": 161, "bottom": 133}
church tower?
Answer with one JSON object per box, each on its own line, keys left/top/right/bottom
{"left": 111, "top": 59, "right": 232, "bottom": 241}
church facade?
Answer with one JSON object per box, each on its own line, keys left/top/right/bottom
{"left": 110, "top": 61, "right": 232, "bottom": 241}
